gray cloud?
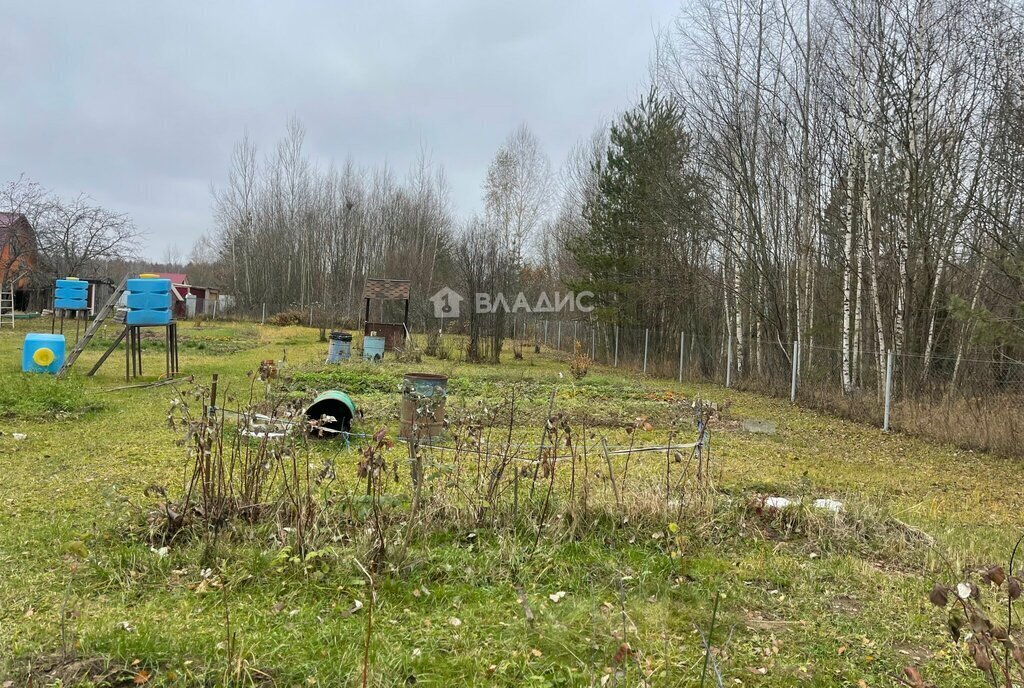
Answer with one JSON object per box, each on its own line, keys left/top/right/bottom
{"left": 2, "top": 0, "right": 678, "bottom": 259}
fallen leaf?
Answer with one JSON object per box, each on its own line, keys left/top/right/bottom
{"left": 448, "top": 616, "right": 462, "bottom": 628}
{"left": 531, "top": 648, "right": 543, "bottom": 657}
{"left": 133, "top": 670, "right": 151, "bottom": 685}
{"left": 903, "top": 666, "right": 925, "bottom": 688}
{"left": 548, "top": 591, "right": 567, "bottom": 603}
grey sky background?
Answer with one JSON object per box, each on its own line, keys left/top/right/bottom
{"left": 3, "top": 1, "right": 679, "bottom": 261}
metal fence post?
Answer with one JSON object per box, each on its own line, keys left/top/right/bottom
{"left": 643, "top": 328, "right": 649, "bottom": 373}
{"left": 544, "top": 320, "right": 548, "bottom": 346}
{"left": 591, "top": 327, "right": 596, "bottom": 361}
{"left": 557, "top": 321, "right": 562, "bottom": 351}
{"left": 261, "top": 303, "right": 266, "bottom": 325}
{"left": 678, "top": 331, "right": 685, "bottom": 384}
{"left": 884, "top": 349, "right": 895, "bottom": 432}
{"left": 790, "top": 340, "right": 799, "bottom": 402}
{"left": 614, "top": 325, "right": 619, "bottom": 367}
{"left": 725, "top": 335, "right": 733, "bottom": 388}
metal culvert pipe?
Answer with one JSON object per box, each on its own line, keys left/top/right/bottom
{"left": 304, "top": 390, "right": 356, "bottom": 436}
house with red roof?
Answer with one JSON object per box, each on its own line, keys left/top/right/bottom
{"left": 154, "top": 273, "right": 221, "bottom": 318}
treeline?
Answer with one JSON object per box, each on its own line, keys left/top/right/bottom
{"left": 209, "top": 0, "right": 1024, "bottom": 379}
{"left": 644, "top": 0, "right": 1024, "bottom": 387}
{"left": 212, "top": 120, "right": 453, "bottom": 329}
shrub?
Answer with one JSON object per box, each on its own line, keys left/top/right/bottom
{"left": 569, "top": 339, "right": 591, "bottom": 380}
{"left": 269, "top": 309, "right": 304, "bottom": 326}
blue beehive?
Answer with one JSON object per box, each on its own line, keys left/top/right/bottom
{"left": 22, "top": 333, "right": 66, "bottom": 374}
{"left": 125, "top": 277, "right": 173, "bottom": 326}
{"left": 55, "top": 278, "right": 88, "bottom": 311}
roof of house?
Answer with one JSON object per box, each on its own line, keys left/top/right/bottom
{"left": 362, "top": 278, "right": 411, "bottom": 300}
{"left": 0, "top": 212, "right": 29, "bottom": 244}
{"left": 156, "top": 272, "right": 188, "bottom": 285}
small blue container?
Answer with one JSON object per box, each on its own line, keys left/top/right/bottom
{"left": 363, "top": 335, "right": 385, "bottom": 362}
{"left": 22, "top": 333, "right": 66, "bottom": 374}
{"left": 126, "top": 309, "right": 172, "bottom": 326}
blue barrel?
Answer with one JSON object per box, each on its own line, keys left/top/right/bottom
{"left": 363, "top": 335, "right": 385, "bottom": 361}
{"left": 22, "top": 333, "right": 66, "bottom": 374}
{"left": 55, "top": 278, "right": 88, "bottom": 311}
{"left": 126, "top": 277, "right": 173, "bottom": 326}
{"left": 327, "top": 331, "right": 352, "bottom": 363}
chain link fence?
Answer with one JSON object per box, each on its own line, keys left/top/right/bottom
{"left": 527, "top": 317, "right": 1024, "bottom": 459}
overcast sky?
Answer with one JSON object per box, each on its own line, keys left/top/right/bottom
{"left": 3, "top": 1, "right": 679, "bottom": 261}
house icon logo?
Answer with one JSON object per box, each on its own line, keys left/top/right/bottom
{"left": 429, "top": 287, "right": 463, "bottom": 318}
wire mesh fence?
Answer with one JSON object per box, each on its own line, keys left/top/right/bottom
{"left": 524, "top": 317, "right": 1024, "bottom": 459}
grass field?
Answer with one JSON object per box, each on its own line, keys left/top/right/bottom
{"left": 0, "top": 318, "right": 1021, "bottom": 687}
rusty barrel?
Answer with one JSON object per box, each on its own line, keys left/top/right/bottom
{"left": 399, "top": 372, "right": 448, "bottom": 440}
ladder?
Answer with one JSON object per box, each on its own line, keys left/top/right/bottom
{"left": 0, "top": 285, "right": 13, "bottom": 329}
{"left": 57, "top": 274, "right": 129, "bottom": 378}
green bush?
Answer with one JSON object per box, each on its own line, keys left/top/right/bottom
{"left": 0, "top": 374, "right": 103, "bottom": 419}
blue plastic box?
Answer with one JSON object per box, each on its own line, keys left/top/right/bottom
{"left": 22, "top": 333, "right": 66, "bottom": 374}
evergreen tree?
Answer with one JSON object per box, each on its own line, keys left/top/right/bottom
{"left": 569, "top": 88, "right": 708, "bottom": 329}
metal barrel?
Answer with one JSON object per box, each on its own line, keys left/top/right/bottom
{"left": 363, "top": 335, "right": 385, "bottom": 361}
{"left": 326, "top": 331, "right": 352, "bottom": 363}
{"left": 399, "top": 372, "right": 448, "bottom": 440}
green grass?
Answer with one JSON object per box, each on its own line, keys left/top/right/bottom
{"left": 0, "top": 319, "right": 1015, "bottom": 686}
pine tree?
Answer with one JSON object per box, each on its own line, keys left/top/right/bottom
{"left": 569, "top": 87, "right": 707, "bottom": 328}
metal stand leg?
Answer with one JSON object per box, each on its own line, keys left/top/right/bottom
{"left": 88, "top": 326, "right": 128, "bottom": 377}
